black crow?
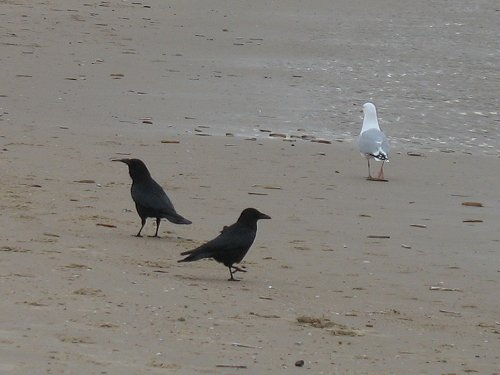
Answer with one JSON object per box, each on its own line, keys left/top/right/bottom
{"left": 113, "top": 158, "right": 191, "bottom": 237}
{"left": 178, "top": 208, "right": 270, "bottom": 281}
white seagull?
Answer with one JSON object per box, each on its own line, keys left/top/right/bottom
{"left": 358, "top": 102, "right": 390, "bottom": 181}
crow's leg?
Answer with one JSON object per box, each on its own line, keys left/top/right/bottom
{"left": 227, "top": 267, "right": 240, "bottom": 281}
{"left": 231, "top": 265, "right": 247, "bottom": 274}
{"left": 136, "top": 218, "right": 146, "bottom": 237}
{"left": 154, "top": 218, "right": 161, "bottom": 237}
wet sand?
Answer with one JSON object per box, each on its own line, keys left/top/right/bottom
{"left": 1, "top": 0, "right": 499, "bottom": 151}
{"left": 1, "top": 1, "right": 500, "bottom": 374}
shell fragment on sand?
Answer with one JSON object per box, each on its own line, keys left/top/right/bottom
{"left": 252, "top": 184, "right": 282, "bottom": 190}
{"left": 462, "top": 202, "right": 483, "bottom": 207}
{"left": 410, "top": 224, "right": 427, "bottom": 228}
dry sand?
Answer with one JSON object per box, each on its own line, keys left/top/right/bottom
{"left": 1, "top": 1, "right": 500, "bottom": 374}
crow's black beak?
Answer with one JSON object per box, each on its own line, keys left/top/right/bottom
{"left": 112, "top": 158, "right": 130, "bottom": 164}
{"left": 258, "top": 212, "right": 271, "bottom": 220}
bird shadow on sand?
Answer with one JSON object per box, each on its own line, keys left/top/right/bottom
{"left": 173, "top": 269, "right": 256, "bottom": 284}
{"left": 366, "top": 177, "right": 388, "bottom": 182}
{"left": 128, "top": 233, "right": 195, "bottom": 242}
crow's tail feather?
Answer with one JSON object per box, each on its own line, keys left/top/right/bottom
{"left": 178, "top": 249, "right": 211, "bottom": 263}
{"left": 164, "top": 212, "right": 192, "bottom": 225}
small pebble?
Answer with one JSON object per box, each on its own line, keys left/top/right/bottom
{"left": 311, "top": 139, "right": 331, "bottom": 144}
{"left": 269, "top": 133, "right": 287, "bottom": 138}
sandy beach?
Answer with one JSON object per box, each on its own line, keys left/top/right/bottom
{"left": 1, "top": 1, "right": 499, "bottom": 374}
